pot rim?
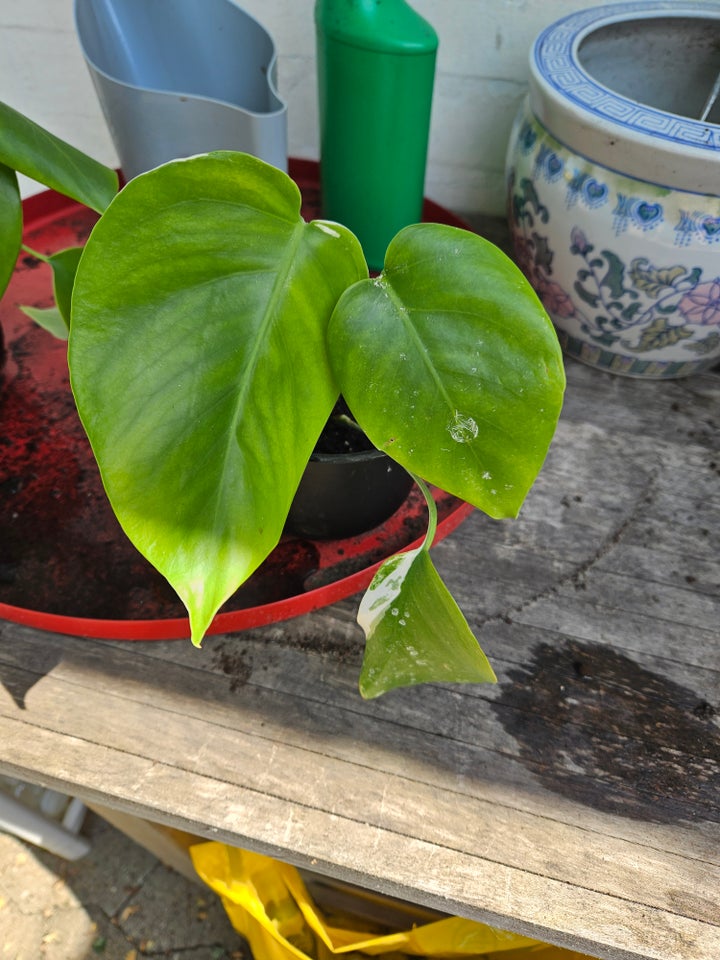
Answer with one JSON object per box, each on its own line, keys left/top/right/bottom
{"left": 308, "top": 446, "right": 394, "bottom": 465}
{"left": 529, "top": 1, "right": 720, "bottom": 193}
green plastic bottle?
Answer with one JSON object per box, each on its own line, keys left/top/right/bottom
{"left": 315, "top": 0, "right": 438, "bottom": 270}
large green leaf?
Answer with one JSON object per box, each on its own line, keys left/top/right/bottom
{"left": 69, "top": 152, "right": 367, "bottom": 641}
{"left": 0, "top": 100, "right": 117, "bottom": 213}
{"left": 327, "top": 223, "right": 565, "bottom": 518}
{"left": 0, "top": 163, "right": 21, "bottom": 299}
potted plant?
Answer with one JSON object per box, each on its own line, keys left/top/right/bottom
{"left": 284, "top": 397, "right": 414, "bottom": 540}
{"left": 0, "top": 101, "right": 566, "bottom": 699}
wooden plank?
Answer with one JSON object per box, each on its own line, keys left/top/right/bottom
{"left": 2, "top": 594, "right": 716, "bottom": 864}
{"left": 85, "top": 801, "right": 202, "bottom": 884}
{"left": 590, "top": 543, "right": 719, "bottom": 597}
{"left": 0, "top": 711, "right": 718, "bottom": 960}
{"left": 0, "top": 360, "right": 717, "bottom": 960}
{"left": 2, "top": 648, "right": 716, "bottom": 910}
{"left": 3, "top": 614, "right": 715, "bottom": 786}
{"left": 88, "top": 802, "right": 454, "bottom": 933}
{"left": 0, "top": 623, "right": 718, "bottom": 944}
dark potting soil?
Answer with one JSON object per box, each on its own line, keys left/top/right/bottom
{"left": 312, "top": 398, "right": 375, "bottom": 455}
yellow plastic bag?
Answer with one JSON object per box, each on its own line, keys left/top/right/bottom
{"left": 190, "top": 842, "right": 597, "bottom": 960}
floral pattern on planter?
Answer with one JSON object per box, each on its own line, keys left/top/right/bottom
{"left": 507, "top": 108, "right": 720, "bottom": 378}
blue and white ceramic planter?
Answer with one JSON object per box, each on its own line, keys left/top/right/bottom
{"left": 507, "top": 2, "right": 720, "bottom": 378}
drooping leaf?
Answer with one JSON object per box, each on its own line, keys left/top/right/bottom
{"left": 0, "top": 163, "right": 21, "bottom": 300}
{"left": 20, "top": 245, "right": 84, "bottom": 337}
{"left": 69, "top": 152, "right": 368, "bottom": 642}
{"left": 20, "top": 305, "right": 68, "bottom": 340}
{"left": 358, "top": 546, "right": 496, "bottom": 699}
{"left": 48, "top": 246, "right": 84, "bottom": 326}
{"left": 0, "top": 100, "right": 117, "bottom": 213}
{"left": 327, "top": 223, "right": 565, "bottom": 518}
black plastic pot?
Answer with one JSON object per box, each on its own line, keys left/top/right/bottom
{"left": 285, "top": 448, "right": 413, "bottom": 540}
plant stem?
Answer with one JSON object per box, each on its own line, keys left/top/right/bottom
{"left": 21, "top": 243, "right": 49, "bottom": 263}
{"left": 334, "top": 412, "right": 365, "bottom": 435}
{"left": 410, "top": 474, "right": 438, "bottom": 551}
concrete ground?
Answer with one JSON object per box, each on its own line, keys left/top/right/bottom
{"left": 0, "top": 809, "right": 252, "bottom": 960}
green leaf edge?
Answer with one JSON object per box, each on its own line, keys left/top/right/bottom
{"left": 0, "top": 100, "right": 118, "bottom": 214}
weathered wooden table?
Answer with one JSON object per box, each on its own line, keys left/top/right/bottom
{"left": 0, "top": 355, "right": 718, "bottom": 960}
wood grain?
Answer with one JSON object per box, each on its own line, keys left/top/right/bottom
{"left": 0, "top": 358, "right": 718, "bottom": 960}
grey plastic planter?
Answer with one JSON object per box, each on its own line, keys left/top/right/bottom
{"left": 75, "top": 0, "right": 288, "bottom": 179}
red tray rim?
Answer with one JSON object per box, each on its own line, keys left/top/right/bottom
{"left": 0, "top": 501, "right": 474, "bottom": 640}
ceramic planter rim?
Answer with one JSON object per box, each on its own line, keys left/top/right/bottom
{"left": 529, "top": 1, "right": 720, "bottom": 194}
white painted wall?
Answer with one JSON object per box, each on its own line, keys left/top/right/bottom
{"left": 0, "top": 1, "right": 711, "bottom": 214}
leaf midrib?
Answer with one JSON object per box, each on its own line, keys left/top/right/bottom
{"left": 210, "top": 220, "right": 306, "bottom": 536}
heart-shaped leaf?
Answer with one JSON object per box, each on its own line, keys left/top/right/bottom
{"left": 0, "top": 100, "right": 117, "bottom": 213}
{"left": 327, "top": 223, "right": 565, "bottom": 518}
{"left": 358, "top": 546, "right": 496, "bottom": 699}
{"left": 70, "top": 152, "right": 367, "bottom": 642}
{"left": 0, "top": 163, "right": 21, "bottom": 300}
